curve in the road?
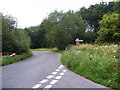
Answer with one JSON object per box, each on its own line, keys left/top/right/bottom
{"left": 2, "top": 51, "right": 109, "bottom": 89}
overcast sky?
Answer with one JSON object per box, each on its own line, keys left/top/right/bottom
{"left": 0, "top": 0, "right": 114, "bottom": 28}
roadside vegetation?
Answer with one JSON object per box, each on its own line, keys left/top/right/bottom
{"left": 61, "top": 44, "right": 119, "bottom": 89}
{"left": 1, "top": 13, "right": 32, "bottom": 66}
{"left": 1, "top": 50, "right": 33, "bottom": 66}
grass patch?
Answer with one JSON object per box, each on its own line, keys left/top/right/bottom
{"left": 1, "top": 50, "right": 33, "bottom": 66}
{"left": 61, "top": 44, "right": 119, "bottom": 89}
{"left": 32, "top": 48, "right": 65, "bottom": 54}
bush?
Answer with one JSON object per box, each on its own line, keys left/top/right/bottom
{"left": 1, "top": 13, "right": 30, "bottom": 54}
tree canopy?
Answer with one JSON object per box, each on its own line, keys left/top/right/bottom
{"left": 96, "top": 13, "right": 120, "bottom": 44}
{"left": 1, "top": 13, "right": 30, "bottom": 54}
{"left": 43, "top": 10, "right": 86, "bottom": 49}
{"left": 1, "top": 1, "right": 118, "bottom": 51}
{"left": 78, "top": 2, "right": 118, "bottom": 32}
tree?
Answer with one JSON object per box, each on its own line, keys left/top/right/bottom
{"left": 43, "top": 10, "right": 86, "bottom": 50}
{"left": 78, "top": 2, "right": 116, "bottom": 32}
{"left": 113, "top": 1, "right": 120, "bottom": 13}
{"left": 24, "top": 23, "right": 47, "bottom": 49}
{"left": 1, "top": 13, "right": 30, "bottom": 54}
{"left": 51, "top": 23, "right": 72, "bottom": 50}
{"left": 62, "top": 11, "right": 86, "bottom": 43}
{"left": 95, "top": 13, "right": 120, "bottom": 44}
{"left": 77, "top": 1, "right": 118, "bottom": 43}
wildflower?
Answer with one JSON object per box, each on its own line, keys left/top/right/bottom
{"left": 108, "top": 80, "right": 111, "bottom": 82}
{"left": 113, "top": 50, "right": 116, "bottom": 53}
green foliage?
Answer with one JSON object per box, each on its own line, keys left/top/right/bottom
{"left": 78, "top": 1, "right": 117, "bottom": 32}
{"left": 77, "top": 1, "right": 119, "bottom": 43}
{"left": 61, "top": 44, "right": 119, "bottom": 89}
{"left": 113, "top": 1, "right": 120, "bottom": 13}
{"left": 1, "top": 50, "right": 33, "bottom": 66}
{"left": 84, "top": 30, "right": 96, "bottom": 43}
{"left": 24, "top": 24, "right": 47, "bottom": 49}
{"left": 51, "top": 23, "right": 72, "bottom": 50}
{"left": 62, "top": 11, "right": 86, "bottom": 42}
{"left": 43, "top": 10, "right": 86, "bottom": 50}
{"left": 1, "top": 13, "right": 30, "bottom": 54}
{"left": 96, "top": 13, "right": 120, "bottom": 44}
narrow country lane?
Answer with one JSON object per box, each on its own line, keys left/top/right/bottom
{"left": 2, "top": 51, "right": 110, "bottom": 89}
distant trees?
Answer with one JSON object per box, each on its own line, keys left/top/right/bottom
{"left": 23, "top": 1, "right": 119, "bottom": 50}
{"left": 24, "top": 24, "right": 46, "bottom": 49}
{"left": 96, "top": 13, "right": 120, "bottom": 44}
{"left": 1, "top": 13, "right": 30, "bottom": 54}
{"left": 78, "top": 2, "right": 117, "bottom": 32}
{"left": 77, "top": 1, "right": 119, "bottom": 42}
{"left": 1, "top": 1, "right": 118, "bottom": 52}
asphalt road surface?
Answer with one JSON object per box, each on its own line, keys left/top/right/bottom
{"left": 2, "top": 51, "right": 110, "bottom": 89}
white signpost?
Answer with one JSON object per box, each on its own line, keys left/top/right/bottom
{"left": 75, "top": 38, "right": 83, "bottom": 50}
{"left": 75, "top": 38, "right": 83, "bottom": 45}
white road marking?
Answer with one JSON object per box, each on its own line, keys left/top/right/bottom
{"left": 60, "top": 65, "right": 64, "bottom": 68}
{"left": 63, "top": 70, "right": 67, "bottom": 72}
{"left": 60, "top": 72, "right": 64, "bottom": 75}
{"left": 55, "top": 69, "right": 60, "bottom": 72}
{"left": 51, "top": 72, "right": 57, "bottom": 75}
{"left": 58, "top": 67, "right": 62, "bottom": 69}
{"left": 50, "top": 80, "right": 58, "bottom": 84}
{"left": 32, "top": 65, "right": 66, "bottom": 89}
{"left": 55, "top": 76, "right": 62, "bottom": 79}
{"left": 44, "top": 85, "right": 53, "bottom": 88}
{"left": 39, "top": 79, "right": 48, "bottom": 83}
{"left": 32, "top": 84, "right": 41, "bottom": 88}
{"left": 46, "top": 75, "right": 54, "bottom": 79}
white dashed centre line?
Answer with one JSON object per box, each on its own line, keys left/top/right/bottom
{"left": 63, "top": 70, "right": 67, "bottom": 72}
{"left": 50, "top": 80, "right": 58, "bottom": 84}
{"left": 55, "top": 69, "right": 60, "bottom": 72}
{"left": 60, "top": 72, "right": 64, "bottom": 75}
{"left": 32, "top": 84, "right": 41, "bottom": 89}
{"left": 39, "top": 79, "right": 48, "bottom": 83}
{"left": 46, "top": 75, "right": 54, "bottom": 79}
{"left": 32, "top": 65, "right": 67, "bottom": 89}
{"left": 44, "top": 85, "right": 53, "bottom": 88}
{"left": 55, "top": 76, "right": 62, "bottom": 79}
{"left": 60, "top": 65, "right": 64, "bottom": 67}
{"left": 58, "top": 67, "right": 62, "bottom": 69}
{"left": 51, "top": 72, "right": 57, "bottom": 75}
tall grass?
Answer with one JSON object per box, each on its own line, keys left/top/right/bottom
{"left": 1, "top": 50, "right": 33, "bottom": 66}
{"left": 61, "top": 44, "right": 119, "bottom": 89}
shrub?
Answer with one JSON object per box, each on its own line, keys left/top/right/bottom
{"left": 1, "top": 13, "right": 30, "bottom": 54}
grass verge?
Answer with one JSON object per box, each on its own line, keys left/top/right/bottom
{"left": 1, "top": 50, "right": 33, "bottom": 66}
{"left": 61, "top": 44, "right": 119, "bottom": 89}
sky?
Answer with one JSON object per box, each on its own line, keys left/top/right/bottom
{"left": 0, "top": 0, "right": 114, "bottom": 28}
